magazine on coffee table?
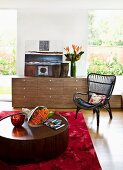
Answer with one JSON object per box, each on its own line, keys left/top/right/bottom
{"left": 44, "top": 118, "right": 65, "bottom": 130}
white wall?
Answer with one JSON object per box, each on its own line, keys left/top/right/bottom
{"left": 17, "top": 8, "right": 88, "bottom": 76}
{"left": 0, "top": 0, "right": 123, "bottom": 76}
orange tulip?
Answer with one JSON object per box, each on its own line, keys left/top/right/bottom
{"left": 72, "top": 44, "right": 76, "bottom": 50}
{"left": 76, "top": 46, "right": 79, "bottom": 52}
{"left": 64, "top": 44, "right": 84, "bottom": 61}
{"left": 64, "top": 46, "right": 70, "bottom": 52}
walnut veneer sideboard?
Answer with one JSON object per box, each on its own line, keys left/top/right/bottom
{"left": 12, "top": 77, "right": 121, "bottom": 108}
{"left": 12, "top": 77, "right": 88, "bottom": 108}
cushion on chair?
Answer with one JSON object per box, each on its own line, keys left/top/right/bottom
{"left": 76, "top": 98, "right": 96, "bottom": 108}
{"left": 89, "top": 93, "right": 106, "bottom": 104}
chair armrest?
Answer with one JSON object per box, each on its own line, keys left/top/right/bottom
{"left": 73, "top": 92, "right": 88, "bottom": 104}
{"left": 73, "top": 92, "right": 88, "bottom": 97}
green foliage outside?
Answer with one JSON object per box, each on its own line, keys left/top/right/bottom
{"left": 88, "top": 10, "right": 123, "bottom": 46}
{"left": 0, "top": 10, "right": 16, "bottom": 96}
{"left": 0, "top": 10, "right": 17, "bottom": 76}
{"left": 87, "top": 57, "right": 123, "bottom": 75}
{"left": 88, "top": 10, "right": 123, "bottom": 75}
{"left": 0, "top": 48, "right": 16, "bottom": 75}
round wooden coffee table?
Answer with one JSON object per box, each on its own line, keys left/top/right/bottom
{"left": 0, "top": 113, "right": 68, "bottom": 164}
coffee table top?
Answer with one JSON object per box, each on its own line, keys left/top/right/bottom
{"left": 0, "top": 113, "right": 68, "bottom": 140}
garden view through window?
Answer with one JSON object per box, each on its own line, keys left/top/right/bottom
{"left": 88, "top": 10, "right": 123, "bottom": 76}
{"left": 0, "top": 10, "right": 17, "bottom": 101}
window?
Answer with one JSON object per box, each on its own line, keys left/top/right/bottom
{"left": 88, "top": 10, "right": 123, "bottom": 76}
{"left": 0, "top": 9, "right": 17, "bottom": 101}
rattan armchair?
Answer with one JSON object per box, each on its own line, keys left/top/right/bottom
{"left": 73, "top": 73, "right": 116, "bottom": 127}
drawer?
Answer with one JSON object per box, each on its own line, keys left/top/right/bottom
{"left": 37, "top": 78, "right": 63, "bottom": 86}
{"left": 63, "top": 78, "right": 86, "bottom": 86}
{"left": 63, "top": 95, "right": 75, "bottom": 108}
{"left": 23, "top": 97, "right": 38, "bottom": 107}
{"left": 12, "top": 88, "right": 37, "bottom": 96}
{"left": 12, "top": 87, "right": 24, "bottom": 95}
{"left": 63, "top": 95, "right": 88, "bottom": 108}
{"left": 12, "top": 78, "right": 26, "bottom": 87}
{"left": 12, "top": 96, "right": 38, "bottom": 108}
{"left": 12, "top": 78, "right": 37, "bottom": 88}
{"left": 37, "top": 95, "right": 64, "bottom": 108}
{"left": 63, "top": 86, "right": 83, "bottom": 95}
{"left": 25, "top": 78, "right": 37, "bottom": 87}
{"left": 38, "top": 86, "right": 63, "bottom": 95}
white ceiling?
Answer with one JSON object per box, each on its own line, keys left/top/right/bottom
{"left": 0, "top": 0, "right": 123, "bottom": 9}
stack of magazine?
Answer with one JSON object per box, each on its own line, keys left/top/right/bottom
{"left": 44, "top": 118, "right": 65, "bottom": 130}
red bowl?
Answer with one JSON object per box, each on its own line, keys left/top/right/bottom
{"left": 11, "top": 113, "right": 25, "bottom": 127}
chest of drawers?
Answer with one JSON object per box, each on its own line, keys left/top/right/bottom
{"left": 12, "top": 77, "right": 87, "bottom": 108}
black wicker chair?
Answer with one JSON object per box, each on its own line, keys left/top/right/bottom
{"left": 73, "top": 73, "right": 116, "bottom": 127}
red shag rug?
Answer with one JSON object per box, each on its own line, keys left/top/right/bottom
{"left": 0, "top": 111, "right": 102, "bottom": 170}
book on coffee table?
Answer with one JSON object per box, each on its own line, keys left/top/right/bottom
{"left": 44, "top": 118, "right": 65, "bottom": 130}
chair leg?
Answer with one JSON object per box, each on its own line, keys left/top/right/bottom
{"left": 95, "top": 109, "right": 100, "bottom": 127}
{"left": 105, "top": 101, "right": 113, "bottom": 119}
{"left": 108, "top": 102, "right": 113, "bottom": 119}
{"left": 75, "top": 106, "right": 80, "bottom": 119}
{"left": 93, "top": 109, "right": 96, "bottom": 114}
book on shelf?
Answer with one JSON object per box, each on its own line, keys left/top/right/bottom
{"left": 44, "top": 118, "right": 65, "bottom": 130}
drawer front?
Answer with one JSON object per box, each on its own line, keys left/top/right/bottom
{"left": 23, "top": 98, "right": 38, "bottom": 107}
{"left": 63, "top": 95, "right": 88, "bottom": 108}
{"left": 12, "top": 78, "right": 37, "bottom": 87}
{"left": 37, "top": 95, "right": 64, "bottom": 108}
{"left": 64, "top": 78, "right": 83, "bottom": 86}
{"left": 37, "top": 95, "right": 51, "bottom": 106}
{"left": 37, "top": 78, "right": 63, "bottom": 86}
{"left": 63, "top": 95, "right": 75, "bottom": 108}
{"left": 63, "top": 86, "right": 83, "bottom": 95}
{"left": 12, "top": 87, "right": 37, "bottom": 96}
{"left": 12, "top": 96, "right": 38, "bottom": 108}
{"left": 25, "top": 78, "right": 37, "bottom": 87}
{"left": 38, "top": 86, "right": 63, "bottom": 95}
{"left": 12, "top": 87, "right": 25, "bottom": 95}
{"left": 48, "top": 95, "right": 64, "bottom": 108}
{"left": 12, "top": 78, "right": 26, "bottom": 87}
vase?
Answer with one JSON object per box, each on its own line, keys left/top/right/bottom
{"left": 71, "top": 60, "right": 76, "bottom": 77}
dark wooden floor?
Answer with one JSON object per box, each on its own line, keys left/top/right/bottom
{"left": 0, "top": 102, "right": 123, "bottom": 170}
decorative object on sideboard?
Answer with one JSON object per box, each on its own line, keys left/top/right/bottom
{"left": 25, "top": 40, "right": 63, "bottom": 77}
{"left": 71, "top": 59, "right": 76, "bottom": 78}
{"left": 60, "top": 63, "right": 69, "bottom": 77}
{"left": 37, "top": 65, "right": 49, "bottom": 76}
{"left": 52, "top": 64, "right": 61, "bottom": 78}
{"left": 64, "top": 44, "right": 84, "bottom": 77}
{"left": 25, "top": 51, "right": 63, "bottom": 77}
